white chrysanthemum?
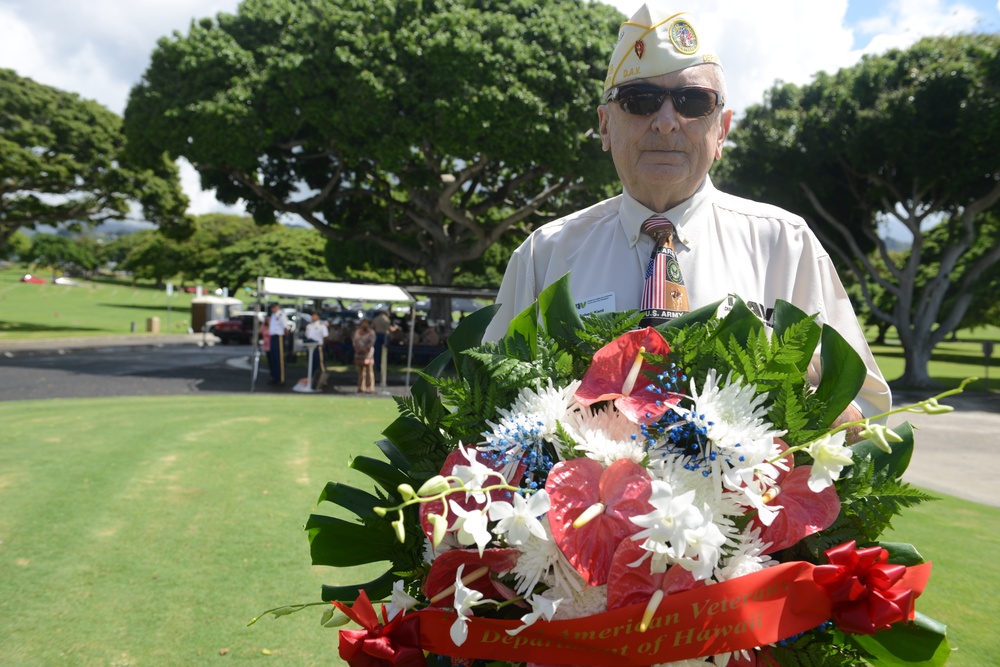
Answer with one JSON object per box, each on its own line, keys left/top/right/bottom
{"left": 687, "top": 369, "right": 785, "bottom": 470}
{"left": 659, "top": 370, "right": 787, "bottom": 516}
{"left": 543, "top": 581, "right": 607, "bottom": 620}
{"left": 479, "top": 379, "right": 581, "bottom": 479}
{"left": 565, "top": 405, "right": 646, "bottom": 465}
{"left": 715, "top": 527, "right": 775, "bottom": 582}
{"left": 511, "top": 517, "right": 582, "bottom": 597}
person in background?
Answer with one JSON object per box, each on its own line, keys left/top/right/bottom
{"left": 483, "top": 4, "right": 889, "bottom": 428}
{"left": 419, "top": 323, "right": 440, "bottom": 347}
{"left": 304, "top": 311, "right": 330, "bottom": 390}
{"left": 266, "top": 302, "right": 290, "bottom": 386}
{"left": 352, "top": 318, "right": 377, "bottom": 394}
{"left": 371, "top": 309, "right": 398, "bottom": 376}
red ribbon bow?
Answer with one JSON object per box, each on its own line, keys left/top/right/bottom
{"left": 334, "top": 591, "right": 426, "bottom": 667}
{"left": 813, "top": 541, "right": 917, "bottom": 635}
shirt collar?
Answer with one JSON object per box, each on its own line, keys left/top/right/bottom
{"left": 619, "top": 176, "right": 717, "bottom": 249}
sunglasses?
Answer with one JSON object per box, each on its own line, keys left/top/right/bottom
{"left": 605, "top": 84, "right": 724, "bottom": 119}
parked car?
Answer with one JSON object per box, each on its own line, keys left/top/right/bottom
{"left": 20, "top": 274, "right": 47, "bottom": 284}
{"left": 209, "top": 312, "right": 262, "bottom": 344}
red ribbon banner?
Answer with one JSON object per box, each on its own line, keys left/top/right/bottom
{"left": 405, "top": 560, "right": 931, "bottom": 666}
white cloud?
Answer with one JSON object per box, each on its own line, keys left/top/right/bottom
{"left": 178, "top": 159, "right": 246, "bottom": 217}
{"left": 854, "top": 0, "right": 984, "bottom": 56}
{"left": 0, "top": 0, "right": 242, "bottom": 113}
{"left": 603, "top": 0, "right": 987, "bottom": 114}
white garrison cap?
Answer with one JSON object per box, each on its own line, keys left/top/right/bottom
{"left": 605, "top": 5, "right": 722, "bottom": 91}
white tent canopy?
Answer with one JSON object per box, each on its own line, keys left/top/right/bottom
{"left": 251, "top": 276, "right": 417, "bottom": 392}
{"left": 259, "top": 276, "right": 415, "bottom": 304}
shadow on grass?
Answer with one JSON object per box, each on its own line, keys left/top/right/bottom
{"left": 873, "top": 348, "right": 996, "bottom": 367}
{"left": 97, "top": 303, "right": 181, "bottom": 311}
{"left": 0, "top": 320, "right": 102, "bottom": 334}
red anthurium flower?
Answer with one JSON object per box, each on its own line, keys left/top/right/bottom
{"left": 606, "top": 539, "right": 705, "bottom": 610}
{"left": 419, "top": 447, "right": 527, "bottom": 541}
{"left": 752, "top": 464, "right": 841, "bottom": 554}
{"left": 333, "top": 590, "right": 426, "bottom": 667}
{"left": 421, "top": 548, "right": 520, "bottom": 607}
{"left": 546, "top": 458, "right": 653, "bottom": 585}
{"left": 575, "top": 327, "right": 678, "bottom": 424}
{"left": 814, "top": 541, "right": 917, "bottom": 635}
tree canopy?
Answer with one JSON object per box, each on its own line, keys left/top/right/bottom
{"left": 210, "top": 226, "right": 334, "bottom": 290}
{"left": 23, "top": 234, "right": 99, "bottom": 278}
{"left": 123, "top": 0, "right": 622, "bottom": 305}
{"left": 0, "top": 69, "right": 191, "bottom": 252}
{"left": 718, "top": 34, "right": 1000, "bottom": 388}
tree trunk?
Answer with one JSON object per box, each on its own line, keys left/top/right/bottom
{"left": 893, "top": 334, "right": 939, "bottom": 389}
{"left": 425, "top": 264, "right": 455, "bottom": 328}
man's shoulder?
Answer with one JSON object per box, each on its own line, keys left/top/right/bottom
{"left": 711, "top": 189, "right": 809, "bottom": 228}
{"left": 527, "top": 195, "right": 622, "bottom": 241}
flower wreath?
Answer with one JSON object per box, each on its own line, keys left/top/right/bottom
{"left": 257, "top": 275, "right": 960, "bottom": 667}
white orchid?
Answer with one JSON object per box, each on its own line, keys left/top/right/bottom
{"left": 449, "top": 565, "right": 486, "bottom": 647}
{"left": 506, "top": 593, "right": 560, "bottom": 636}
{"left": 386, "top": 579, "right": 419, "bottom": 621}
{"left": 807, "top": 431, "right": 854, "bottom": 491}
{"left": 489, "top": 489, "right": 550, "bottom": 545}
{"left": 449, "top": 502, "right": 492, "bottom": 555}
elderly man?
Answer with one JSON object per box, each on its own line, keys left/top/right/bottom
{"left": 484, "top": 5, "right": 890, "bottom": 419}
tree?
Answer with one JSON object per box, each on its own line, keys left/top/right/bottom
{"left": 178, "top": 213, "right": 267, "bottom": 283}
{"left": 123, "top": 0, "right": 622, "bottom": 318}
{"left": 718, "top": 34, "right": 1000, "bottom": 388}
{"left": 0, "top": 230, "right": 30, "bottom": 261}
{"left": 210, "top": 225, "right": 335, "bottom": 291}
{"left": 117, "top": 230, "right": 186, "bottom": 286}
{"left": 0, "top": 69, "right": 191, "bottom": 252}
{"left": 23, "top": 234, "right": 98, "bottom": 279}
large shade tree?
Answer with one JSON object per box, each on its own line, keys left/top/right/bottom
{"left": 123, "top": 0, "right": 622, "bottom": 317}
{"left": 0, "top": 69, "right": 190, "bottom": 252}
{"left": 718, "top": 34, "right": 1000, "bottom": 388}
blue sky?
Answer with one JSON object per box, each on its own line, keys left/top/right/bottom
{"left": 2, "top": 0, "right": 998, "bottom": 215}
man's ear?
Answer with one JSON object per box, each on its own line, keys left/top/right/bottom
{"left": 598, "top": 105, "right": 612, "bottom": 152}
{"left": 715, "top": 108, "right": 733, "bottom": 160}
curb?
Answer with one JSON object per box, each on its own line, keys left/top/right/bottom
{"left": 0, "top": 334, "right": 221, "bottom": 356}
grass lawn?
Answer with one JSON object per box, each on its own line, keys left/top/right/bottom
{"left": 882, "top": 496, "right": 1000, "bottom": 665}
{"left": 1, "top": 394, "right": 996, "bottom": 666}
{"left": 0, "top": 395, "right": 398, "bottom": 666}
{"left": 0, "top": 266, "right": 230, "bottom": 339}
{"left": 870, "top": 324, "right": 1000, "bottom": 393}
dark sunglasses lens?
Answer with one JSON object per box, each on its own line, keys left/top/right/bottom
{"left": 619, "top": 90, "right": 667, "bottom": 116}
{"left": 615, "top": 86, "right": 719, "bottom": 118}
{"left": 673, "top": 89, "right": 716, "bottom": 118}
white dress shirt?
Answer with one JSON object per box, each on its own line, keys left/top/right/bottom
{"left": 485, "top": 177, "right": 890, "bottom": 418}
{"left": 305, "top": 319, "right": 329, "bottom": 343}
{"left": 268, "top": 310, "right": 289, "bottom": 336}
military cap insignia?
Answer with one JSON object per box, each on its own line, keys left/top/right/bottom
{"left": 634, "top": 39, "right": 645, "bottom": 59}
{"left": 669, "top": 19, "right": 699, "bottom": 55}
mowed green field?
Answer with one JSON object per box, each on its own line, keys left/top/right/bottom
{"left": 0, "top": 395, "right": 396, "bottom": 666}
{"left": 0, "top": 395, "right": 997, "bottom": 666}
{"left": 0, "top": 267, "right": 225, "bottom": 338}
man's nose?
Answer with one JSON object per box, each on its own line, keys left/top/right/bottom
{"left": 650, "top": 96, "right": 682, "bottom": 134}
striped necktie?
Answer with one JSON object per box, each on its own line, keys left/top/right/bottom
{"left": 639, "top": 216, "right": 690, "bottom": 326}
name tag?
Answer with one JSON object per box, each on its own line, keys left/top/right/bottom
{"left": 575, "top": 292, "right": 616, "bottom": 316}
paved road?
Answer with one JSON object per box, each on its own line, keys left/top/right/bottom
{"left": 1, "top": 336, "right": 996, "bottom": 507}
{"left": 0, "top": 335, "right": 407, "bottom": 400}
